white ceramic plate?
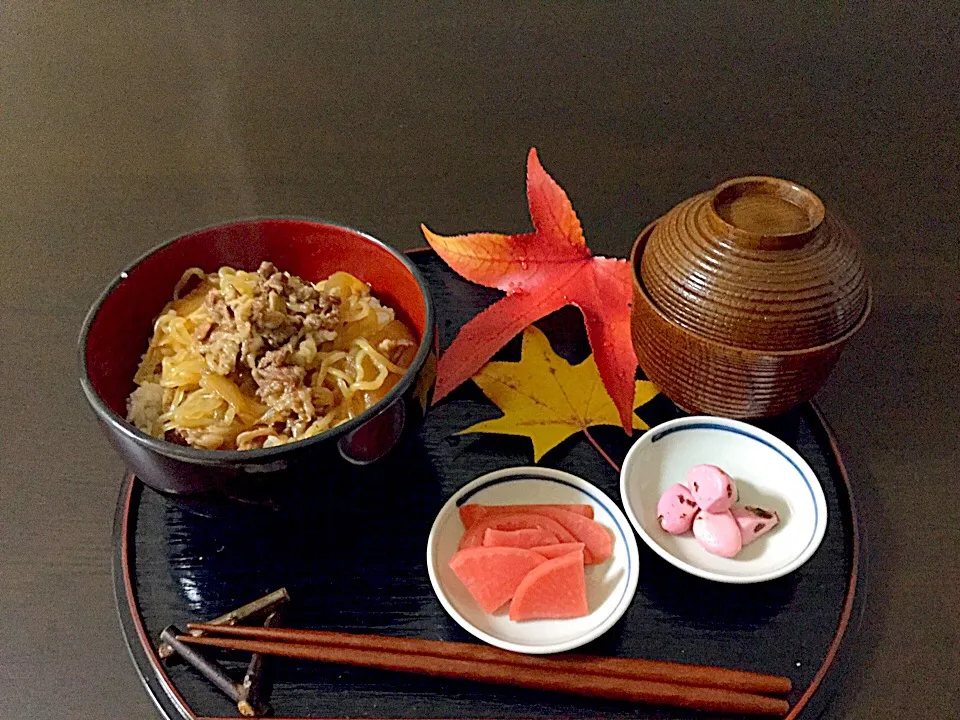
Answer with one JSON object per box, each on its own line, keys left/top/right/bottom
{"left": 620, "top": 416, "right": 828, "bottom": 584}
{"left": 427, "top": 466, "right": 639, "bottom": 654}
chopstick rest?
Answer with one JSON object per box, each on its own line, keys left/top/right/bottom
{"left": 237, "top": 610, "right": 281, "bottom": 717}
{"left": 157, "top": 588, "right": 289, "bottom": 717}
{"left": 157, "top": 587, "right": 289, "bottom": 659}
{"left": 159, "top": 626, "right": 243, "bottom": 703}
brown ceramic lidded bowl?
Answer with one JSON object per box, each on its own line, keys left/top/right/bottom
{"left": 640, "top": 176, "right": 869, "bottom": 351}
{"left": 631, "top": 176, "right": 871, "bottom": 418}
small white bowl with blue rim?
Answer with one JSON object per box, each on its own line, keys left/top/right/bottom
{"left": 620, "top": 416, "right": 828, "bottom": 584}
{"left": 427, "top": 466, "right": 639, "bottom": 654}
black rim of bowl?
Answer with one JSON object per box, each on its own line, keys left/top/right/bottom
{"left": 77, "top": 216, "right": 436, "bottom": 464}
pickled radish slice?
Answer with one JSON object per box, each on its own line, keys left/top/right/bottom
{"left": 448, "top": 547, "right": 546, "bottom": 613}
{"left": 482, "top": 527, "right": 560, "bottom": 548}
{"left": 459, "top": 503, "right": 593, "bottom": 527}
{"left": 509, "top": 548, "right": 589, "bottom": 621}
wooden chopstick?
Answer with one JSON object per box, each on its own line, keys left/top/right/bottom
{"left": 179, "top": 632, "right": 790, "bottom": 716}
{"left": 187, "top": 622, "right": 790, "bottom": 696}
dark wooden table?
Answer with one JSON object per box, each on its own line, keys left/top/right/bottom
{"left": 2, "top": 3, "right": 957, "bottom": 718}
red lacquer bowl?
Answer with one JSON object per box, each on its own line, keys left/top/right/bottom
{"left": 79, "top": 219, "right": 437, "bottom": 496}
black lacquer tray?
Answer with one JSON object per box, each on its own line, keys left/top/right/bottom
{"left": 113, "top": 251, "right": 864, "bottom": 720}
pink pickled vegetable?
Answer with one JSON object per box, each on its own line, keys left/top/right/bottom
{"left": 657, "top": 483, "right": 698, "bottom": 534}
{"left": 732, "top": 506, "right": 780, "bottom": 545}
{"left": 692, "top": 510, "right": 742, "bottom": 558}
{"left": 687, "top": 465, "right": 736, "bottom": 513}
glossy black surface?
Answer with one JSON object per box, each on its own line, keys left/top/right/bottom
{"left": 116, "top": 253, "right": 862, "bottom": 719}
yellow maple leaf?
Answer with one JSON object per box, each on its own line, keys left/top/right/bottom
{"left": 460, "top": 326, "right": 659, "bottom": 461}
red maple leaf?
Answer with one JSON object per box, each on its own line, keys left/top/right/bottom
{"left": 421, "top": 148, "right": 639, "bottom": 432}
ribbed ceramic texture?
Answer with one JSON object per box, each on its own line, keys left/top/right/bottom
{"left": 630, "top": 225, "right": 870, "bottom": 418}
{"left": 639, "top": 178, "right": 869, "bottom": 351}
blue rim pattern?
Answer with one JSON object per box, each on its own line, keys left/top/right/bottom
{"left": 456, "top": 473, "right": 633, "bottom": 614}
{"left": 651, "top": 422, "right": 821, "bottom": 557}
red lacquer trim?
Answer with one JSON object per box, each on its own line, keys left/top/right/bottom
{"left": 120, "top": 476, "right": 199, "bottom": 720}
{"left": 782, "top": 404, "right": 861, "bottom": 719}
